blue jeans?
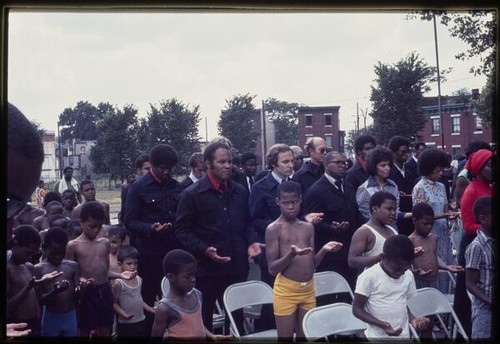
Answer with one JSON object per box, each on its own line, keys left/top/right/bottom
{"left": 471, "top": 302, "right": 491, "bottom": 339}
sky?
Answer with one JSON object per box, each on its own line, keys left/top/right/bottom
{"left": 7, "top": 10, "right": 490, "bottom": 141}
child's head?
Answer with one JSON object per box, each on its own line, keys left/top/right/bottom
{"left": 411, "top": 203, "right": 435, "bottom": 237}
{"left": 48, "top": 214, "right": 70, "bottom": 231}
{"left": 61, "top": 189, "right": 78, "bottom": 210}
{"left": 45, "top": 200, "right": 64, "bottom": 217}
{"left": 381, "top": 235, "right": 414, "bottom": 279}
{"left": 80, "top": 201, "right": 105, "bottom": 240}
{"left": 275, "top": 181, "right": 302, "bottom": 219}
{"left": 80, "top": 179, "right": 96, "bottom": 202}
{"left": 67, "top": 219, "right": 82, "bottom": 240}
{"left": 369, "top": 191, "right": 397, "bottom": 225}
{"left": 11, "top": 225, "right": 41, "bottom": 264}
{"left": 107, "top": 224, "right": 127, "bottom": 255}
{"left": 163, "top": 249, "right": 197, "bottom": 294}
{"left": 473, "top": 196, "right": 492, "bottom": 233}
{"left": 116, "top": 245, "right": 139, "bottom": 273}
{"left": 42, "top": 227, "right": 68, "bottom": 266}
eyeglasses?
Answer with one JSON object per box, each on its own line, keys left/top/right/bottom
{"left": 316, "top": 148, "right": 327, "bottom": 154}
{"left": 328, "top": 160, "right": 347, "bottom": 166}
{"left": 7, "top": 198, "right": 27, "bottom": 219}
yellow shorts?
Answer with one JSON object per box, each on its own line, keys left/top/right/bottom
{"left": 273, "top": 273, "right": 316, "bottom": 316}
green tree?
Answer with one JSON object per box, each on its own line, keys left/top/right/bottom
{"left": 370, "top": 52, "right": 442, "bottom": 145}
{"left": 218, "top": 93, "right": 260, "bottom": 153}
{"left": 89, "top": 104, "right": 140, "bottom": 183}
{"left": 145, "top": 98, "right": 201, "bottom": 176}
{"left": 58, "top": 101, "right": 112, "bottom": 141}
{"left": 472, "top": 72, "right": 494, "bottom": 128}
{"left": 264, "top": 98, "right": 301, "bottom": 146}
{"left": 408, "top": 10, "right": 496, "bottom": 75}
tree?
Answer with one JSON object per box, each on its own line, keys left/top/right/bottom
{"left": 472, "top": 72, "right": 494, "bottom": 128}
{"left": 408, "top": 10, "right": 496, "bottom": 76}
{"left": 264, "top": 98, "right": 301, "bottom": 146}
{"left": 145, "top": 98, "right": 202, "bottom": 176}
{"left": 58, "top": 101, "right": 112, "bottom": 141}
{"left": 369, "top": 52, "right": 440, "bottom": 145}
{"left": 89, "top": 104, "right": 140, "bottom": 182}
{"left": 218, "top": 93, "right": 260, "bottom": 153}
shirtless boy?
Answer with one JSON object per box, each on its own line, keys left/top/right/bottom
{"left": 61, "top": 189, "right": 78, "bottom": 218}
{"left": 7, "top": 225, "right": 63, "bottom": 336}
{"left": 66, "top": 201, "right": 134, "bottom": 337}
{"left": 35, "top": 227, "right": 90, "bottom": 337}
{"left": 265, "top": 181, "right": 342, "bottom": 341}
{"left": 409, "top": 203, "right": 463, "bottom": 289}
{"left": 32, "top": 200, "right": 64, "bottom": 232}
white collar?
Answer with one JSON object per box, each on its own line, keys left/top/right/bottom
{"left": 271, "top": 171, "right": 286, "bottom": 184}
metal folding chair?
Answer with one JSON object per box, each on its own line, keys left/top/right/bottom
{"left": 302, "top": 302, "right": 366, "bottom": 341}
{"left": 407, "top": 287, "right": 469, "bottom": 342}
{"left": 223, "top": 280, "right": 277, "bottom": 339}
{"left": 313, "top": 271, "right": 354, "bottom": 301}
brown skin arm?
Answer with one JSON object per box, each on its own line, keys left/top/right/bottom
{"left": 347, "top": 228, "right": 381, "bottom": 269}
{"left": 466, "top": 268, "right": 492, "bottom": 306}
{"left": 453, "top": 176, "right": 469, "bottom": 209}
{"left": 352, "top": 293, "right": 402, "bottom": 336}
{"left": 65, "top": 240, "right": 76, "bottom": 261}
{"left": 151, "top": 302, "right": 172, "bottom": 337}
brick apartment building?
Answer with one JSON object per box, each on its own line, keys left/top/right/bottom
{"left": 417, "top": 94, "right": 493, "bottom": 157}
{"left": 297, "top": 106, "right": 345, "bottom": 153}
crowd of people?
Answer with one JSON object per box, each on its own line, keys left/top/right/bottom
{"left": 5, "top": 102, "right": 495, "bottom": 341}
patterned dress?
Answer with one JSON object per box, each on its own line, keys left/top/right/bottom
{"left": 412, "top": 177, "right": 452, "bottom": 293}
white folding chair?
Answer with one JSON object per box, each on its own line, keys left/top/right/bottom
{"left": 407, "top": 287, "right": 469, "bottom": 342}
{"left": 242, "top": 260, "right": 263, "bottom": 333}
{"left": 160, "top": 276, "right": 225, "bottom": 333}
{"left": 302, "top": 302, "right": 366, "bottom": 341}
{"left": 223, "top": 280, "right": 277, "bottom": 339}
{"left": 313, "top": 271, "right": 354, "bottom": 301}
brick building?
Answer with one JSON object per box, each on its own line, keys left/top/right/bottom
{"left": 417, "top": 95, "right": 493, "bottom": 157}
{"left": 297, "top": 106, "right": 345, "bottom": 153}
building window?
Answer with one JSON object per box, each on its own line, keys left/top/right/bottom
{"left": 324, "top": 113, "right": 332, "bottom": 126}
{"left": 451, "top": 116, "right": 460, "bottom": 134}
{"left": 431, "top": 118, "right": 440, "bottom": 135}
{"left": 325, "top": 135, "right": 332, "bottom": 148}
{"left": 81, "top": 146, "right": 86, "bottom": 155}
{"left": 474, "top": 115, "right": 483, "bottom": 132}
{"left": 305, "top": 114, "right": 312, "bottom": 127}
{"left": 69, "top": 157, "right": 74, "bottom": 166}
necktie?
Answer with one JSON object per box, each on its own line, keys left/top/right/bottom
{"left": 335, "top": 179, "right": 343, "bottom": 193}
{"left": 282, "top": 178, "right": 289, "bottom": 184}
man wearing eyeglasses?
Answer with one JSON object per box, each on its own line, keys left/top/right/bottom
{"left": 303, "top": 151, "right": 362, "bottom": 296}
{"left": 292, "top": 137, "right": 327, "bottom": 194}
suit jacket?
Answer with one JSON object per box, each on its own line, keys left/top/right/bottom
{"left": 404, "top": 156, "right": 419, "bottom": 180}
{"left": 389, "top": 162, "right": 417, "bottom": 236}
{"left": 174, "top": 176, "right": 257, "bottom": 277}
{"left": 303, "top": 175, "right": 362, "bottom": 269}
{"left": 345, "top": 160, "right": 369, "bottom": 196}
{"left": 180, "top": 176, "right": 194, "bottom": 189}
{"left": 231, "top": 167, "right": 250, "bottom": 193}
{"left": 292, "top": 160, "right": 323, "bottom": 195}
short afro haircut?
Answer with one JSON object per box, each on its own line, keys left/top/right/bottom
{"left": 369, "top": 191, "right": 397, "bottom": 213}
{"left": 135, "top": 153, "right": 150, "bottom": 169}
{"left": 117, "top": 245, "right": 139, "bottom": 263}
{"left": 43, "top": 227, "right": 68, "bottom": 248}
{"left": 80, "top": 201, "right": 106, "bottom": 222}
{"left": 383, "top": 234, "right": 415, "bottom": 262}
{"left": 387, "top": 136, "right": 411, "bottom": 153}
{"left": 12, "top": 225, "right": 41, "bottom": 247}
{"left": 240, "top": 152, "right": 258, "bottom": 166}
{"left": 149, "top": 144, "right": 178, "bottom": 169}
{"left": 473, "top": 196, "right": 492, "bottom": 222}
{"left": 354, "top": 135, "right": 377, "bottom": 156}
{"left": 162, "top": 249, "right": 196, "bottom": 275}
{"left": 276, "top": 180, "right": 302, "bottom": 199}
{"left": 417, "top": 148, "right": 450, "bottom": 176}
{"left": 411, "top": 202, "right": 435, "bottom": 221}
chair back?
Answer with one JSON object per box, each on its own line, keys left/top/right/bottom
{"left": 407, "top": 287, "right": 469, "bottom": 342}
{"left": 161, "top": 276, "right": 170, "bottom": 298}
{"left": 223, "top": 280, "right": 274, "bottom": 338}
{"left": 314, "top": 271, "right": 354, "bottom": 300}
{"left": 302, "top": 302, "right": 366, "bottom": 341}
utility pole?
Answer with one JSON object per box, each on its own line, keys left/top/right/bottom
{"left": 205, "top": 117, "right": 208, "bottom": 143}
{"left": 433, "top": 13, "right": 445, "bottom": 151}
{"left": 356, "top": 102, "right": 360, "bottom": 132}
{"left": 57, "top": 121, "right": 63, "bottom": 178}
{"left": 261, "top": 100, "right": 267, "bottom": 168}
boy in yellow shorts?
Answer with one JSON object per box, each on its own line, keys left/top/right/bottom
{"left": 265, "top": 181, "right": 343, "bottom": 341}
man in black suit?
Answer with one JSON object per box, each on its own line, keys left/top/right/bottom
{"left": 404, "top": 141, "right": 426, "bottom": 180}
{"left": 180, "top": 152, "right": 205, "bottom": 189}
{"left": 345, "top": 135, "right": 376, "bottom": 196}
{"left": 239, "top": 152, "right": 258, "bottom": 193}
{"left": 388, "top": 136, "right": 417, "bottom": 236}
{"left": 292, "top": 137, "right": 327, "bottom": 194}
{"left": 303, "top": 151, "right": 362, "bottom": 294}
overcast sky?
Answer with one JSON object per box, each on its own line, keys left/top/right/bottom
{"left": 8, "top": 10, "right": 489, "bottom": 140}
